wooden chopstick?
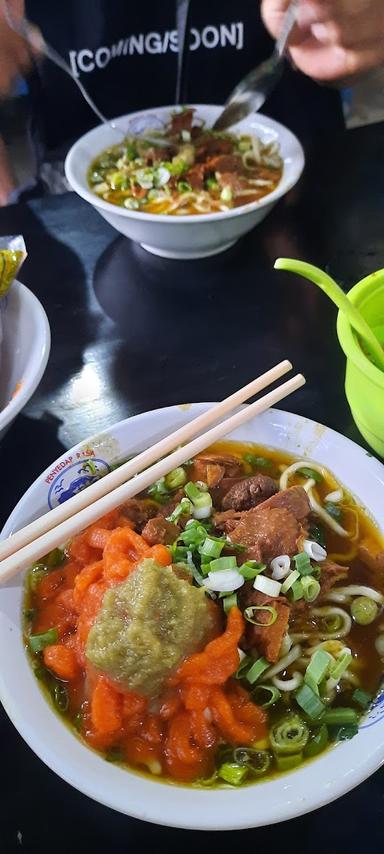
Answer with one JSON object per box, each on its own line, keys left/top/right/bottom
{"left": 0, "top": 371, "right": 305, "bottom": 583}
{"left": 0, "top": 360, "right": 292, "bottom": 563}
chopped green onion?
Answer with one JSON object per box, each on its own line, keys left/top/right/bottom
{"left": 184, "top": 481, "right": 212, "bottom": 519}
{"left": 243, "top": 453, "right": 271, "bottom": 469}
{"left": 303, "top": 724, "right": 328, "bottom": 757}
{"left": 352, "top": 688, "right": 372, "bottom": 709}
{"left": 124, "top": 198, "right": 140, "bottom": 210}
{"left": 305, "top": 649, "right": 333, "bottom": 695}
{"left": 220, "top": 186, "right": 233, "bottom": 203}
{"left": 322, "top": 707, "right": 358, "bottom": 726}
{"left": 28, "top": 627, "right": 59, "bottom": 654}
{"left": 298, "top": 467, "right": 323, "bottom": 483}
{"left": 223, "top": 593, "right": 238, "bottom": 615}
{"left": 165, "top": 467, "right": 187, "bottom": 490}
{"left": 239, "top": 561, "right": 266, "bottom": 580}
{"left": 233, "top": 748, "right": 271, "bottom": 776}
{"left": 321, "top": 613, "right": 344, "bottom": 634}
{"left": 148, "top": 476, "right": 170, "bottom": 503}
{"left": 351, "top": 596, "right": 379, "bottom": 625}
{"left": 205, "top": 177, "right": 219, "bottom": 191}
{"left": 198, "top": 536, "right": 225, "bottom": 559}
{"left": 177, "top": 180, "right": 192, "bottom": 192}
{"left": 329, "top": 650, "right": 352, "bottom": 681}
{"left": 252, "top": 684, "right": 281, "bottom": 708}
{"left": 311, "top": 565, "right": 321, "bottom": 580}
{"left": 295, "top": 684, "right": 326, "bottom": 720}
{"left": 301, "top": 575, "right": 321, "bottom": 603}
{"left": 270, "top": 713, "right": 309, "bottom": 755}
{"left": 293, "top": 552, "right": 312, "bottom": 576}
{"left": 244, "top": 605, "right": 277, "bottom": 627}
{"left": 324, "top": 502, "right": 342, "bottom": 521}
{"left": 209, "top": 556, "right": 237, "bottom": 572}
{"left": 333, "top": 724, "right": 359, "bottom": 741}
{"left": 166, "top": 497, "right": 192, "bottom": 523}
{"left": 217, "top": 762, "right": 248, "bottom": 786}
{"left": 53, "top": 683, "right": 69, "bottom": 712}
{"left": 177, "top": 520, "right": 207, "bottom": 547}
{"left": 235, "top": 655, "right": 253, "bottom": 679}
{"left": 290, "top": 580, "right": 304, "bottom": 601}
{"left": 275, "top": 753, "right": 303, "bottom": 771}
{"left": 308, "top": 524, "right": 326, "bottom": 548}
{"left": 281, "top": 569, "right": 300, "bottom": 594}
{"left": 246, "top": 657, "right": 270, "bottom": 685}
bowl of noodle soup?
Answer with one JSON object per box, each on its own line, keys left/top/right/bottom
{"left": 1, "top": 404, "right": 384, "bottom": 829}
{"left": 65, "top": 105, "right": 304, "bottom": 260}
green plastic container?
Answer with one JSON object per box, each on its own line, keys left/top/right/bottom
{"left": 337, "top": 270, "right": 384, "bottom": 458}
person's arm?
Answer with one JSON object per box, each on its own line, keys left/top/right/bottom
{"left": 261, "top": 0, "right": 384, "bottom": 83}
{"left": 0, "top": 135, "right": 16, "bottom": 205}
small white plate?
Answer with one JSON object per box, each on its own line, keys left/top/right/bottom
{"left": 1, "top": 404, "right": 384, "bottom": 829}
{"left": 0, "top": 280, "right": 51, "bottom": 440}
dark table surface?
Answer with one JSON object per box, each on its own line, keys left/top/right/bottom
{"left": 1, "top": 120, "right": 384, "bottom": 852}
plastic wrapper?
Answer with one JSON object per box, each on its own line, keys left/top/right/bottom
{"left": 0, "top": 235, "right": 27, "bottom": 380}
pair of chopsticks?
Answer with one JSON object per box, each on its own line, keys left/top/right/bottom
{"left": 0, "top": 361, "right": 305, "bottom": 583}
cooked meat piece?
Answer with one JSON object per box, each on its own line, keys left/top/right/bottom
{"left": 222, "top": 474, "right": 278, "bottom": 512}
{"left": 229, "top": 507, "right": 301, "bottom": 563}
{"left": 192, "top": 453, "right": 242, "bottom": 478}
{"left": 157, "top": 489, "right": 185, "bottom": 519}
{"left": 239, "top": 587, "right": 290, "bottom": 663}
{"left": 206, "top": 154, "right": 242, "bottom": 173}
{"left": 319, "top": 559, "right": 349, "bottom": 597}
{"left": 213, "top": 509, "right": 243, "bottom": 533}
{"left": 121, "top": 498, "right": 157, "bottom": 531}
{"left": 257, "top": 486, "right": 310, "bottom": 522}
{"left": 358, "top": 538, "right": 384, "bottom": 574}
{"left": 195, "top": 137, "right": 233, "bottom": 159}
{"left": 187, "top": 163, "right": 205, "bottom": 191}
{"left": 170, "top": 108, "right": 194, "bottom": 135}
{"left": 216, "top": 171, "right": 248, "bottom": 194}
{"left": 141, "top": 516, "right": 180, "bottom": 547}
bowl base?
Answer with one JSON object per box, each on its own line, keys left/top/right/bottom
{"left": 140, "top": 240, "right": 237, "bottom": 260}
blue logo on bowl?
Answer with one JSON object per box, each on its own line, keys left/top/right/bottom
{"left": 360, "top": 688, "right": 384, "bottom": 729}
{"left": 48, "top": 458, "right": 111, "bottom": 509}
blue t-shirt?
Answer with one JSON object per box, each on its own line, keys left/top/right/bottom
{"left": 26, "top": 0, "right": 344, "bottom": 152}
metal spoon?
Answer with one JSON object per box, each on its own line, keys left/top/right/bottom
{"left": 213, "top": 0, "right": 299, "bottom": 133}
{"left": 2, "top": 1, "right": 170, "bottom": 148}
{"left": 275, "top": 258, "right": 384, "bottom": 372}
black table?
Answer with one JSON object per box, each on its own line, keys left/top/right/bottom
{"left": 1, "top": 121, "right": 384, "bottom": 852}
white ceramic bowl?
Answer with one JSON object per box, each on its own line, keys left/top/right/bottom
{"left": 1, "top": 404, "right": 384, "bottom": 828}
{"left": 65, "top": 105, "right": 305, "bottom": 260}
{"left": 0, "top": 280, "right": 51, "bottom": 440}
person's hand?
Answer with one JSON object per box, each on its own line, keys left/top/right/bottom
{"left": 0, "top": 0, "right": 40, "bottom": 95}
{"left": 261, "top": 0, "right": 384, "bottom": 83}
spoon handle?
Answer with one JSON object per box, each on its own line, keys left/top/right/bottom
{"left": 275, "top": 259, "right": 384, "bottom": 371}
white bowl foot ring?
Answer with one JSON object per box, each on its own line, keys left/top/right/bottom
{"left": 140, "top": 240, "right": 237, "bottom": 260}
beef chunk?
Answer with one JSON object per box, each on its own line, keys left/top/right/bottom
{"left": 170, "top": 108, "right": 194, "bottom": 135}
{"left": 319, "top": 559, "right": 349, "bottom": 597}
{"left": 195, "top": 137, "right": 234, "bottom": 159}
{"left": 213, "top": 509, "right": 243, "bottom": 533}
{"left": 257, "top": 486, "right": 310, "bottom": 521}
{"left": 187, "top": 163, "right": 205, "bottom": 191}
{"left": 205, "top": 154, "right": 242, "bottom": 173}
{"left": 358, "top": 538, "right": 384, "bottom": 574}
{"left": 239, "top": 587, "right": 290, "bottom": 663}
{"left": 141, "top": 516, "right": 180, "bottom": 547}
{"left": 190, "top": 453, "right": 243, "bottom": 487}
{"left": 121, "top": 498, "right": 157, "bottom": 531}
{"left": 229, "top": 507, "right": 301, "bottom": 563}
{"left": 222, "top": 474, "right": 278, "bottom": 512}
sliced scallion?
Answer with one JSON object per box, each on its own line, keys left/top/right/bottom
{"left": 298, "top": 467, "right": 323, "bottom": 483}
{"left": 295, "top": 683, "right": 325, "bottom": 720}
{"left": 290, "top": 580, "right": 304, "bottom": 601}
{"left": 244, "top": 605, "right": 277, "bottom": 627}
{"left": 301, "top": 575, "right": 321, "bottom": 603}
{"left": 239, "top": 561, "right": 266, "bottom": 580}
{"left": 165, "top": 467, "right": 187, "bottom": 490}
{"left": 217, "top": 762, "right": 248, "bottom": 786}
{"left": 322, "top": 707, "right": 358, "bottom": 726}
{"left": 28, "top": 627, "right": 59, "bottom": 654}
{"left": 303, "top": 723, "right": 328, "bottom": 757}
{"left": 270, "top": 713, "right": 309, "bottom": 755}
{"left": 209, "top": 555, "right": 237, "bottom": 572}
{"left": 329, "top": 650, "right": 352, "bottom": 681}
{"left": 235, "top": 655, "right": 253, "bottom": 679}
{"left": 246, "top": 657, "right": 269, "bottom": 685}
{"left": 281, "top": 569, "right": 300, "bottom": 594}
{"left": 352, "top": 688, "right": 372, "bottom": 709}
{"left": 293, "top": 552, "right": 312, "bottom": 576}
{"left": 243, "top": 454, "right": 270, "bottom": 469}
{"left": 223, "top": 593, "right": 238, "bottom": 615}
{"left": 275, "top": 753, "right": 302, "bottom": 771}
{"left": 304, "top": 649, "right": 333, "bottom": 694}
{"left": 252, "top": 684, "right": 281, "bottom": 708}
{"left": 233, "top": 748, "right": 271, "bottom": 777}
{"left": 333, "top": 725, "right": 359, "bottom": 741}
{"left": 198, "top": 536, "right": 225, "bottom": 559}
